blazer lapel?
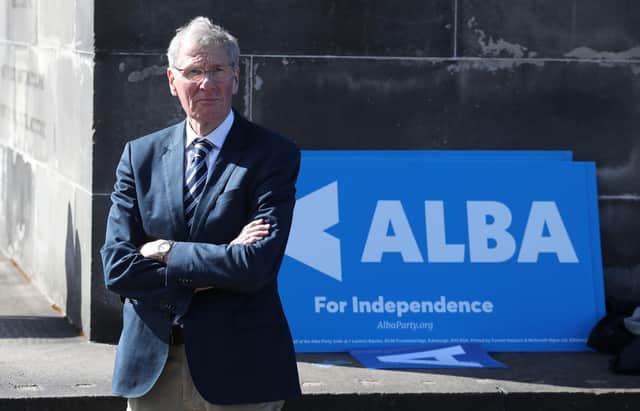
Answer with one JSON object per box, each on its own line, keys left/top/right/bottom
{"left": 190, "top": 114, "right": 249, "bottom": 238}
{"left": 161, "top": 121, "right": 188, "bottom": 240}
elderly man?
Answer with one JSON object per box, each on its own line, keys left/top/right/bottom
{"left": 101, "top": 17, "right": 301, "bottom": 411}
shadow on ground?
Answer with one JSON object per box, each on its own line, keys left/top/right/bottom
{"left": 0, "top": 316, "right": 80, "bottom": 339}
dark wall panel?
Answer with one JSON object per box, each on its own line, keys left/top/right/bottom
{"left": 91, "top": 195, "right": 123, "bottom": 343}
{"left": 95, "top": 0, "right": 454, "bottom": 57}
{"left": 252, "top": 57, "right": 456, "bottom": 150}
{"left": 600, "top": 200, "right": 640, "bottom": 268}
{"left": 458, "top": 0, "right": 640, "bottom": 59}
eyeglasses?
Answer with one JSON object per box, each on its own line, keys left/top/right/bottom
{"left": 173, "top": 65, "right": 235, "bottom": 83}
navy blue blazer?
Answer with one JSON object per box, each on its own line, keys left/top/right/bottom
{"left": 100, "top": 113, "right": 301, "bottom": 404}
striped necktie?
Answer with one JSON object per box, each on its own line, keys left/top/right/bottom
{"left": 184, "top": 138, "right": 214, "bottom": 230}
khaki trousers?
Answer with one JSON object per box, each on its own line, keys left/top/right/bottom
{"left": 126, "top": 344, "right": 284, "bottom": 411}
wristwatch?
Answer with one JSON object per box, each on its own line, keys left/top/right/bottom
{"left": 157, "top": 240, "right": 175, "bottom": 264}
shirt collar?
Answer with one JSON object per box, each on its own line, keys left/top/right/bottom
{"left": 185, "top": 110, "right": 234, "bottom": 149}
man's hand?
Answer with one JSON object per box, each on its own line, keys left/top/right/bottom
{"left": 139, "top": 219, "right": 270, "bottom": 266}
{"left": 230, "top": 218, "right": 271, "bottom": 245}
{"left": 194, "top": 219, "right": 271, "bottom": 293}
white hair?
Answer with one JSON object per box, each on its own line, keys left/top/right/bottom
{"left": 167, "top": 16, "right": 240, "bottom": 70}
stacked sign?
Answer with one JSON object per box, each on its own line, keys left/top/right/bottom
{"left": 280, "top": 151, "right": 605, "bottom": 352}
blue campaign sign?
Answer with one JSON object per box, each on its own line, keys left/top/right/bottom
{"left": 280, "top": 152, "right": 605, "bottom": 352}
{"left": 303, "top": 150, "right": 573, "bottom": 161}
{"left": 350, "top": 344, "right": 506, "bottom": 369}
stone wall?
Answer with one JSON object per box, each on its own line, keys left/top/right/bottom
{"left": 0, "top": 0, "right": 94, "bottom": 333}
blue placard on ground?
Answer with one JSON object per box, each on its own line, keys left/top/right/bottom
{"left": 350, "top": 344, "right": 506, "bottom": 369}
{"left": 280, "top": 151, "right": 605, "bottom": 352}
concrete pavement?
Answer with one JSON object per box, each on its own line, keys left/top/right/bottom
{"left": 0, "top": 258, "right": 120, "bottom": 410}
{"left": 1, "top": 258, "right": 638, "bottom": 411}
